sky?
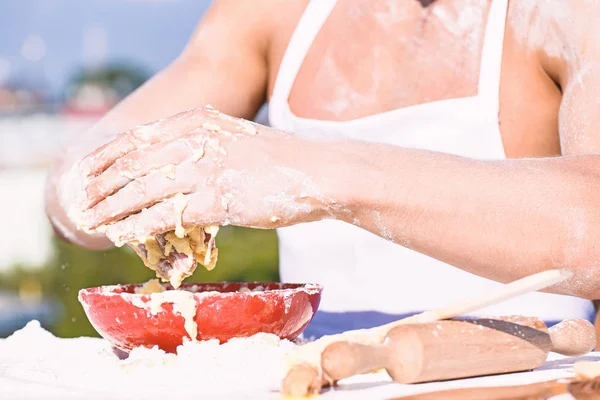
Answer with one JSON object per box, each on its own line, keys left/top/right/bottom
{"left": 0, "top": 0, "right": 213, "bottom": 96}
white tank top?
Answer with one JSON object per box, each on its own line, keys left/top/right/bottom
{"left": 268, "top": 0, "right": 594, "bottom": 322}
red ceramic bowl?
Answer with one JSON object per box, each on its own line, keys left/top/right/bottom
{"left": 78, "top": 282, "right": 322, "bottom": 353}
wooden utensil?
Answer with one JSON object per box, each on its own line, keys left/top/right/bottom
{"left": 389, "top": 376, "right": 600, "bottom": 400}
{"left": 321, "top": 316, "right": 596, "bottom": 383}
{"left": 282, "top": 269, "right": 573, "bottom": 396}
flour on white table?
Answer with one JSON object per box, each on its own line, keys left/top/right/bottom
{"left": 2, "top": 321, "right": 598, "bottom": 400}
{"left": 0, "top": 321, "right": 295, "bottom": 399}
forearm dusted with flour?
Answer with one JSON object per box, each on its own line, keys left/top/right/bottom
{"left": 324, "top": 142, "right": 600, "bottom": 299}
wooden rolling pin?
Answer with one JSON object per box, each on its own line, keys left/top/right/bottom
{"left": 281, "top": 269, "right": 573, "bottom": 396}
{"left": 320, "top": 316, "right": 597, "bottom": 384}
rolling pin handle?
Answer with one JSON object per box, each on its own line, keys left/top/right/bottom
{"left": 548, "top": 319, "right": 597, "bottom": 357}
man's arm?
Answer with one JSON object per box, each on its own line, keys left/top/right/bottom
{"left": 321, "top": 7, "right": 600, "bottom": 299}
{"left": 65, "top": 2, "right": 600, "bottom": 301}
{"left": 45, "top": 0, "right": 274, "bottom": 249}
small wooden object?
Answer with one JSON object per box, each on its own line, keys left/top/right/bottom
{"left": 392, "top": 379, "right": 571, "bottom": 400}
{"left": 390, "top": 376, "right": 600, "bottom": 400}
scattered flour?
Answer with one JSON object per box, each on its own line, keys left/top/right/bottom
{"left": 0, "top": 320, "right": 296, "bottom": 399}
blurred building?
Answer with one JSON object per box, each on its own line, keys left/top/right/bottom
{"left": 61, "top": 82, "right": 116, "bottom": 118}
{"left": 0, "top": 84, "right": 44, "bottom": 115}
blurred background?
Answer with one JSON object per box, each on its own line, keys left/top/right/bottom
{"left": 0, "top": 0, "right": 278, "bottom": 338}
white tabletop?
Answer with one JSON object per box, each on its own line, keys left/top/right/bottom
{"left": 3, "top": 351, "right": 600, "bottom": 400}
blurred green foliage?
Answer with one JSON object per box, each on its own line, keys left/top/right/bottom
{"left": 64, "top": 62, "right": 150, "bottom": 101}
{"left": 0, "top": 227, "right": 279, "bottom": 338}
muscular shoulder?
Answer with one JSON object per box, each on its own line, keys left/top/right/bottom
{"left": 179, "top": 0, "right": 308, "bottom": 101}
{"left": 183, "top": 0, "right": 308, "bottom": 61}
{"left": 507, "top": 0, "right": 600, "bottom": 88}
{"left": 507, "top": 1, "right": 600, "bottom": 154}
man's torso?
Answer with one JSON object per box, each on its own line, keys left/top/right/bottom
{"left": 265, "top": 0, "right": 569, "bottom": 158}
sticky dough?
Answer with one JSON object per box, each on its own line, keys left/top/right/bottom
{"left": 130, "top": 225, "right": 219, "bottom": 289}
{"left": 124, "top": 193, "right": 219, "bottom": 289}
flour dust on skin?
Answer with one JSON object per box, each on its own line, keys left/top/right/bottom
{"left": 429, "top": 0, "right": 486, "bottom": 55}
{"left": 508, "top": 0, "right": 589, "bottom": 62}
{"left": 301, "top": 0, "right": 490, "bottom": 120}
{"left": 51, "top": 120, "right": 131, "bottom": 246}
{"left": 509, "top": 0, "right": 600, "bottom": 149}
{"left": 218, "top": 158, "right": 344, "bottom": 228}
{"left": 558, "top": 62, "right": 600, "bottom": 152}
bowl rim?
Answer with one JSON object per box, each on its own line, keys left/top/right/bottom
{"left": 78, "top": 281, "right": 323, "bottom": 301}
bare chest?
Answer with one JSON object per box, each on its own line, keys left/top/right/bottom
{"left": 267, "top": 0, "right": 562, "bottom": 158}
